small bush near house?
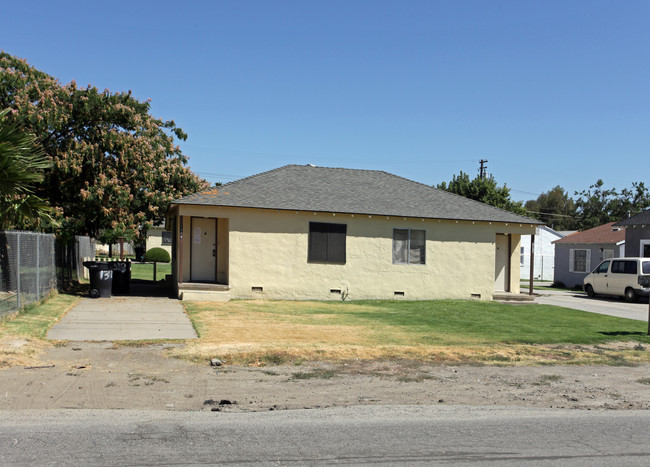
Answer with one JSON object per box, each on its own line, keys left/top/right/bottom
{"left": 144, "top": 247, "right": 170, "bottom": 263}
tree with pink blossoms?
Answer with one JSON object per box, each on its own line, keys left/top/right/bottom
{"left": 0, "top": 52, "right": 208, "bottom": 242}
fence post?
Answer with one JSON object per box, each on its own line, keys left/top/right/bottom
{"left": 16, "top": 233, "right": 21, "bottom": 310}
{"left": 36, "top": 233, "right": 40, "bottom": 300}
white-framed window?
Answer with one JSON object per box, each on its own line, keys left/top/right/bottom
{"left": 392, "top": 229, "right": 425, "bottom": 265}
{"left": 569, "top": 249, "right": 591, "bottom": 273}
{"left": 641, "top": 239, "right": 650, "bottom": 258}
{"left": 520, "top": 246, "right": 525, "bottom": 266}
{"left": 161, "top": 231, "right": 172, "bottom": 245}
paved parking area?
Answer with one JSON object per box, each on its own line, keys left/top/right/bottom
{"left": 534, "top": 289, "right": 649, "bottom": 322}
{"left": 46, "top": 296, "right": 197, "bottom": 341}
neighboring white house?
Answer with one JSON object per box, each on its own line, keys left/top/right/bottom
{"left": 520, "top": 225, "right": 565, "bottom": 281}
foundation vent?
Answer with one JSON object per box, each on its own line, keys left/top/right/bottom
{"left": 330, "top": 289, "right": 342, "bottom": 294}
{"left": 252, "top": 286, "right": 263, "bottom": 292}
{"left": 394, "top": 291, "right": 405, "bottom": 297}
{"left": 471, "top": 293, "right": 481, "bottom": 299}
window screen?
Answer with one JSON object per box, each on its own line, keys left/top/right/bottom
{"left": 393, "top": 229, "right": 425, "bottom": 265}
{"left": 308, "top": 222, "right": 346, "bottom": 263}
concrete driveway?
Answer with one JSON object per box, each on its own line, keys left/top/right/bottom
{"left": 534, "top": 289, "right": 650, "bottom": 322}
{"left": 46, "top": 296, "right": 197, "bottom": 341}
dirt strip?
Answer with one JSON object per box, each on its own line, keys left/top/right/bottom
{"left": 2, "top": 342, "right": 650, "bottom": 412}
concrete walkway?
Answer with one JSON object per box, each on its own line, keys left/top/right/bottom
{"left": 534, "top": 289, "right": 650, "bottom": 322}
{"left": 47, "top": 296, "right": 197, "bottom": 341}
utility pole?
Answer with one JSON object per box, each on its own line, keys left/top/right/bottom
{"left": 479, "top": 159, "right": 488, "bottom": 179}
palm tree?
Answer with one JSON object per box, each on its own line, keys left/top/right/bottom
{"left": 0, "top": 109, "right": 52, "bottom": 229}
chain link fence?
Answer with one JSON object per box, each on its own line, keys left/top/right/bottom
{"left": 0, "top": 231, "right": 95, "bottom": 317}
{"left": 55, "top": 235, "right": 95, "bottom": 291}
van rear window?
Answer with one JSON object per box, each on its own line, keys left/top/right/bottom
{"left": 643, "top": 261, "right": 650, "bottom": 274}
{"left": 611, "top": 260, "right": 637, "bottom": 274}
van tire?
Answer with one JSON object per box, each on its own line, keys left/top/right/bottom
{"left": 585, "top": 284, "right": 595, "bottom": 298}
{"left": 624, "top": 288, "right": 638, "bottom": 303}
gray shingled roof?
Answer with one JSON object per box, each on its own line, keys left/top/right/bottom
{"left": 173, "top": 165, "right": 541, "bottom": 224}
{"left": 614, "top": 209, "right": 650, "bottom": 227}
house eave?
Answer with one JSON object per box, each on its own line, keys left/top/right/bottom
{"left": 169, "top": 202, "right": 540, "bottom": 227}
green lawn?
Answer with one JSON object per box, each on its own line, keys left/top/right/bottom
{"left": 1, "top": 292, "right": 80, "bottom": 339}
{"left": 129, "top": 262, "right": 171, "bottom": 281}
{"left": 4, "top": 292, "right": 650, "bottom": 367}
{"left": 225, "top": 299, "right": 650, "bottom": 346}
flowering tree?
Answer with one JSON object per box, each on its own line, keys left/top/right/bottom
{"left": 0, "top": 52, "right": 208, "bottom": 241}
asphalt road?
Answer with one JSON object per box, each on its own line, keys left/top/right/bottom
{"left": 2, "top": 406, "right": 650, "bottom": 466}
{"left": 535, "top": 289, "right": 650, "bottom": 322}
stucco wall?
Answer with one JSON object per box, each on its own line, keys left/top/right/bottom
{"left": 172, "top": 205, "right": 533, "bottom": 300}
{"left": 146, "top": 228, "right": 172, "bottom": 255}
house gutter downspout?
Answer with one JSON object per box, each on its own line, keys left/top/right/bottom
{"left": 528, "top": 233, "right": 535, "bottom": 295}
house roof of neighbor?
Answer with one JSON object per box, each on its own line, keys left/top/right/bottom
{"left": 173, "top": 165, "right": 541, "bottom": 224}
{"left": 553, "top": 222, "right": 625, "bottom": 245}
{"left": 614, "top": 209, "right": 650, "bottom": 227}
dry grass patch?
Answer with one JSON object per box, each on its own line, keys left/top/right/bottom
{"left": 0, "top": 292, "right": 80, "bottom": 368}
{"left": 183, "top": 300, "right": 388, "bottom": 346}
{"left": 176, "top": 299, "right": 650, "bottom": 367}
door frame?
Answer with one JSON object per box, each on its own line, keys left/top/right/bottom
{"left": 640, "top": 239, "right": 650, "bottom": 258}
{"left": 189, "top": 217, "right": 218, "bottom": 282}
{"left": 495, "top": 233, "right": 511, "bottom": 292}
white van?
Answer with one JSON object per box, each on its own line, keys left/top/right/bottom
{"left": 583, "top": 257, "right": 650, "bottom": 302}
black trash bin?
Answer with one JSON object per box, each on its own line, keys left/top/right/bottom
{"left": 111, "top": 261, "right": 131, "bottom": 295}
{"left": 83, "top": 261, "right": 114, "bottom": 298}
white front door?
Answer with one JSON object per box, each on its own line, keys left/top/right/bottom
{"left": 495, "top": 234, "right": 510, "bottom": 292}
{"left": 191, "top": 217, "right": 216, "bottom": 282}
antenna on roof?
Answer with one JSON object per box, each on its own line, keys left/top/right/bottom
{"left": 306, "top": 164, "right": 316, "bottom": 167}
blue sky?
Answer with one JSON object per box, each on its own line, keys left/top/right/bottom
{"left": 2, "top": 0, "right": 649, "bottom": 202}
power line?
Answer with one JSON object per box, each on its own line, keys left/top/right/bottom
{"left": 526, "top": 211, "right": 575, "bottom": 218}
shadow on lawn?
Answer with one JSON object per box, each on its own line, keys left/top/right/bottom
{"left": 598, "top": 331, "right": 647, "bottom": 337}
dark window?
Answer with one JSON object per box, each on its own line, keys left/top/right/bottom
{"left": 161, "top": 231, "right": 172, "bottom": 245}
{"left": 308, "top": 222, "right": 346, "bottom": 263}
{"left": 612, "top": 260, "right": 637, "bottom": 274}
{"left": 573, "top": 249, "right": 588, "bottom": 273}
{"left": 596, "top": 261, "right": 610, "bottom": 274}
{"left": 643, "top": 262, "right": 650, "bottom": 274}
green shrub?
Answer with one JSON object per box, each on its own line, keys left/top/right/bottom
{"left": 144, "top": 247, "right": 170, "bottom": 263}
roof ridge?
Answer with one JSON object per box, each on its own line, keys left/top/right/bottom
{"left": 221, "top": 164, "right": 296, "bottom": 188}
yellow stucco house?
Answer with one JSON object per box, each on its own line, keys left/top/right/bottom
{"left": 166, "top": 165, "right": 541, "bottom": 301}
